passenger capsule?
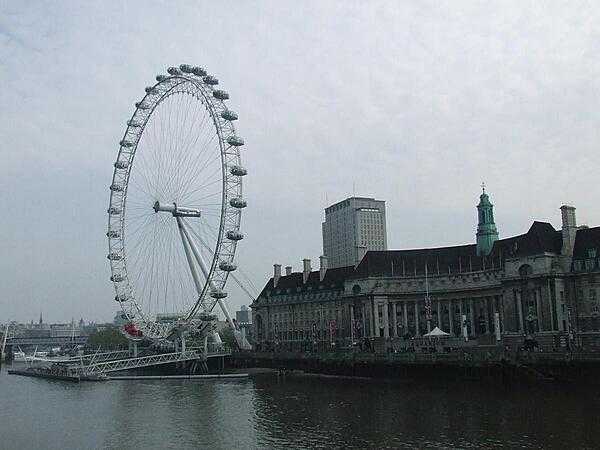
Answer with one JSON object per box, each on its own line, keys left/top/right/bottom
{"left": 221, "top": 109, "right": 238, "bottom": 121}
{"left": 226, "top": 230, "right": 244, "bottom": 241}
{"left": 156, "top": 75, "right": 168, "bottom": 82}
{"left": 127, "top": 119, "right": 142, "bottom": 127}
{"left": 108, "top": 207, "right": 121, "bottom": 215}
{"left": 110, "top": 274, "right": 124, "bottom": 282}
{"left": 213, "top": 90, "right": 229, "bottom": 100}
{"left": 167, "top": 67, "right": 182, "bottom": 75}
{"left": 229, "top": 197, "right": 247, "bottom": 208}
{"left": 219, "top": 261, "right": 237, "bottom": 272}
{"left": 106, "top": 230, "right": 121, "bottom": 238}
{"left": 210, "top": 289, "right": 228, "bottom": 299}
{"left": 110, "top": 184, "right": 123, "bottom": 192}
{"left": 114, "top": 161, "right": 129, "bottom": 170}
{"left": 107, "top": 253, "right": 122, "bottom": 261}
{"left": 145, "top": 86, "right": 158, "bottom": 95}
{"left": 230, "top": 165, "right": 247, "bottom": 176}
{"left": 120, "top": 140, "right": 134, "bottom": 148}
{"left": 192, "top": 66, "right": 207, "bottom": 77}
{"left": 203, "top": 75, "right": 219, "bottom": 85}
{"left": 179, "top": 64, "right": 193, "bottom": 73}
{"left": 135, "top": 102, "right": 150, "bottom": 110}
{"left": 227, "top": 135, "right": 244, "bottom": 147}
{"left": 114, "top": 294, "right": 128, "bottom": 302}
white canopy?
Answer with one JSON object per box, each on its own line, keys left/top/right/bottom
{"left": 423, "top": 327, "right": 450, "bottom": 337}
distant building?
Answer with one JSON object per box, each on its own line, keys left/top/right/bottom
{"left": 252, "top": 188, "right": 600, "bottom": 350}
{"left": 236, "top": 305, "right": 251, "bottom": 324}
{"left": 322, "top": 197, "right": 387, "bottom": 268}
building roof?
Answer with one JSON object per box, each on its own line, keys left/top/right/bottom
{"left": 491, "top": 221, "right": 562, "bottom": 257}
{"left": 255, "top": 221, "right": 567, "bottom": 295}
{"left": 257, "top": 265, "right": 355, "bottom": 298}
{"left": 572, "top": 226, "right": 600, "bottom": 259}
{"left": 354, "top": 221, "right": 563, "bottom": 278}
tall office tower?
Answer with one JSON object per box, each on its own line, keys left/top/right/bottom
{"left": 322, "top": 197, "right": 387, "bottom": 268}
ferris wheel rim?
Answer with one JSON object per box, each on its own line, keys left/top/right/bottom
{"left": 106, "top": 66, "right": 246, "bottom": 341}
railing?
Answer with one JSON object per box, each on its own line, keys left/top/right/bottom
{"left": 67, "top": 350, "right": 130, "bottom": 363}
{"left": 74, "top": 350, "right": 202, "bottom": 375}
{"left": 73, "top": 349, "right": 232, "bottom": 375}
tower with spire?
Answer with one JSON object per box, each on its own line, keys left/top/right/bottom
{"left": 476, "top": 183, "right": 499, "bottom": 256}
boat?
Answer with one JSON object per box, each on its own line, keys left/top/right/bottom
{"left": 8, "top": 366, "right": 80, "bottom": 382}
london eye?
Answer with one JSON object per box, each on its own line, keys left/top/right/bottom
{"left": 106, "top": 64, "right": 247, "bottom": 343}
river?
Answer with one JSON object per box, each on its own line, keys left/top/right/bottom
{"left": 0, "top": 363, "right": 598, "bottom": 449}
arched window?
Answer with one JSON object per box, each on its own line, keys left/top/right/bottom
{"left": 519, "top": 264, "right": 533, "bottom": 278}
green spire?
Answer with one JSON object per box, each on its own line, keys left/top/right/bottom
{"left": 476, "top": 183, "right": 498, "bottom": 256}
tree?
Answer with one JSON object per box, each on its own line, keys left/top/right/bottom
{"left": 219, "top": 326, "right": 236, "bottom": 350}
{"left": 87, "top": 326, "right": 128, "bottom": 349}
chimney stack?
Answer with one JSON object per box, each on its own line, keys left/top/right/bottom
{"left": 285, "top": 266, "right": 292, "bottom": 276}
{"left": 560, "top": 205, "right": 577, "bottom": 256}
{"left": 273, "top": 264, "right": 282, "bottom": 287}
{"left": 319, "top": 256, "right": 328, "bottom": 281}
{"left": 302, "top": 258, "right": 311, "bottom": 284}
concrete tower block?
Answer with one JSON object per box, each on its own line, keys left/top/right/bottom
{"left": 285, "top": 266, "right": 292, "bottom": 276}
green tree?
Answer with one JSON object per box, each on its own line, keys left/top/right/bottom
{"left": 87, "top": 326, "right": 128, "bottom": 349}
{"left": 219, "top": 326, "right": 235, "bottom": 350}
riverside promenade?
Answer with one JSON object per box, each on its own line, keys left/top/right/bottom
{"left": 233, "top": 346, "right": 600, "bottom": 384}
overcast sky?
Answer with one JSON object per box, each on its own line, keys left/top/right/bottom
{"left": 1, "top": 1, "right": 599, "bottom": 323}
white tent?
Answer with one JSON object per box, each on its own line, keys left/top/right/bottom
{"left": 423, "top": 327, "right": 450, "bottom": 337}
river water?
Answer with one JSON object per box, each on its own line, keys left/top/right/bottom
{"left": 0, "top": 363, "right": 598, "bottom": 449}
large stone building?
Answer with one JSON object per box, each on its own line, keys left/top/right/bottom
{"left": 252, "top": 190, "right": 600, "bottom": 350}
{"left": 322, "top": 197, "right": 387, "bottom": 268}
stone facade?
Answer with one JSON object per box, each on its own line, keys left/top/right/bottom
{"left": 252, "top": 193, "right": 600, "bottom": 350}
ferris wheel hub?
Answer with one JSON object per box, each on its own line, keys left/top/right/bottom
{"left": 153, "top": 201, "right": 201, "bottom": 217}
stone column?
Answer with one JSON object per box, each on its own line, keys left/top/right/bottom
{"left": 392, "top": 302, "right": 398, "bottom": 337}
{"left": 362, "top": 302, "right": 367, "bottom": 337}
{"left": 516, "top": 290, "right": 524, "bottom": 333}
{"left": 458, "top": 299, "right": 464, "bottom": 332}
{"left": 382, "top": 299, "right": 390, "bottom": 339}
{"left": 483, "top": 297, "right": 490, "bottom": 334}
{"left": 448, "top": 299, "right": 454, "bottom": 335}
{"left": 548, "top": 279, "right": 555, "bottom": 331}
{"left": 349, "top": 305, "right": 355, "bottom": 341}
{"left": 538, "top": 287, "right": 544, "bottom": 332}
{"left": 373, "top": 300, "right": 380, "bottom": 338}
{"left": 469, "top": 298, "right": 476, "bottom": 337}
{"left": 414, "top": 301, "right": 420, "bottom": 336}
{"left": 437, "top": 300, "right": 442, "bottom": 329}
{"left": 403, "top": 301, "right": 408, "bottom": 330}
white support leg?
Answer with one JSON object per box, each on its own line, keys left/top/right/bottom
{"left": 179, "top": 218, "right": 236, "bottom": 330}
{"left": 176, "top": 217, "right": 205, "bottom": 297}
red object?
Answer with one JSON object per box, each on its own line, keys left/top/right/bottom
{"left": 124, "top": 323, "right": 143, "bottom": 337}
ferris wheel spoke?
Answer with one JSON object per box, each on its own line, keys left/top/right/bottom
{"left": 179, "top": 176, "right": 223, "bottom": 205}
{"left": 173, "top": 136, "right": 219, "bottom": 200}
{"left": 174, "top": 124, "right": 219, "bottom": 189}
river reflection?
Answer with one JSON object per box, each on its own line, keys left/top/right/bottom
{"left": 0, "top": 365, "right": 598, "bottom": 449}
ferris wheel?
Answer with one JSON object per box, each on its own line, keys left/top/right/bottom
{"left": 106, "top": 64, "right": 247, "bottom": 342}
